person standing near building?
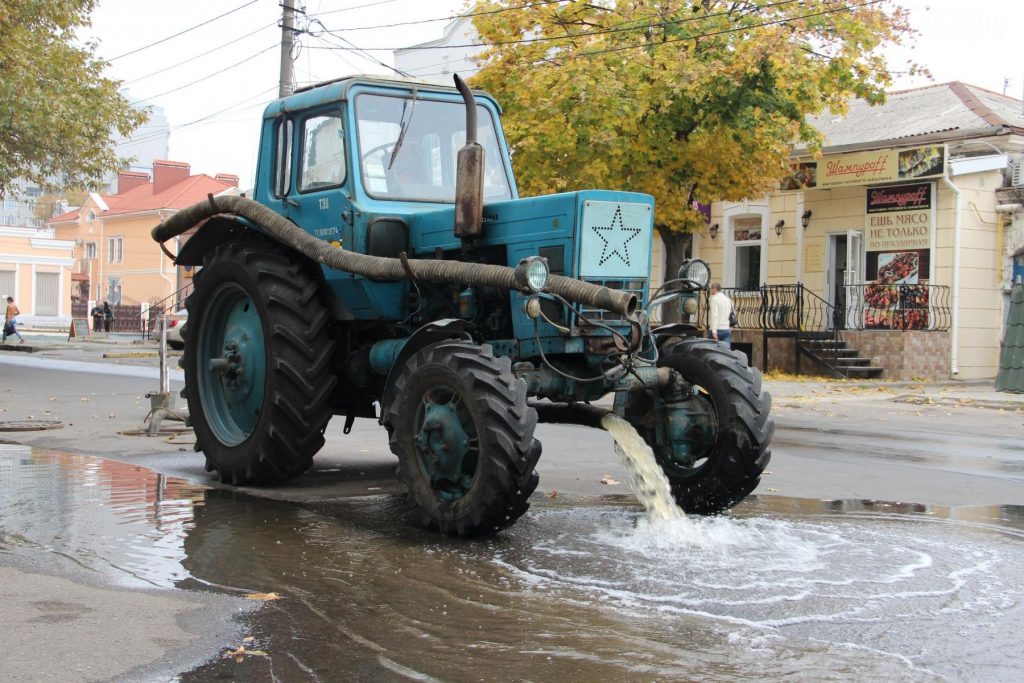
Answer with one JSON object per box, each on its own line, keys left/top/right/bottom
{"left": 102, "top": 300, "right": 113, "bottom": 333}
{"left": 3, "top": 295, "right": 24, "bottom": 344}
{"left": 708, "top": 282, "right": 733, "bottom": 348}
{"left": 91, "top": 302, "right": 104, "bottom": 332}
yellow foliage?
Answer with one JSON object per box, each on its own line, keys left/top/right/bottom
{"left": 471, "top": 0, "right": 918, "bottom": 245}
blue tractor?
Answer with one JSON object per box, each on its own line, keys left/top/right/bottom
{"left": 153, "top": 75, "right": 773, "bottom": 536}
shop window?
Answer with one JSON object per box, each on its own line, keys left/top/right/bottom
{"left": 0, "top": 269, "right": 14, "bottom": 298}
{"left": 732, "top": 216, "right": 764, "bottom": 291}
{"left": 35, "top": 272, "right": 58, "bottom": 316}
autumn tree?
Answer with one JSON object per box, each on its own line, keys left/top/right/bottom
{"left": 0, "top": 0, "right": 146, "bottom": 197}
{"left": 472, "top": 0, "right": 918, "bottom": 283}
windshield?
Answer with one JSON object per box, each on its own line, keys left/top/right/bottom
{"left": 355, "top": 93, "right": 513, "bottom": 203}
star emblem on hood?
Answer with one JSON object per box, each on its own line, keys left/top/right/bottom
{"left": 591, "top": 206, "right": 642, "bottom": 267}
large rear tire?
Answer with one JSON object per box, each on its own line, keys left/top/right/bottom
{"left": 181, "top": 237, "right": 336, "bottom": 485}
{"left": 623, "top": 337, "right": 773, "bottom": 514}
{"left": 383, "top": 341, "right": 541, "bottom": 537}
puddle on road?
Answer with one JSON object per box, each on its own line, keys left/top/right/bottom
{"left": 2, "top": 445, "right": 1024, "bottom": 681}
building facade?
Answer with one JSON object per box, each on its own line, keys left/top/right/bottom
{"left": 699, "top": 83, "right": 1024, "bottom": 380}
{"left": 48, "top": 161, "right": 239, "bottom": 314}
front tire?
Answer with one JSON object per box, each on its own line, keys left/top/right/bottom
{"left": 181, "top": 237, "right": 336, "bottom": 485}
{"left": 383, "top": 341, "right": 541, "bottom": 537}
{"left": 623, "top": 337, "right": 773, "bottom": 513}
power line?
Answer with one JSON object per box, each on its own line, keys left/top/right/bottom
{"left": 303, "top": 0, "right": 869, "bottom": 53}
{"left": 556, "top": 0, "right": 885, "bottom": 63}
{"left": 108, "top": 0, "right": 261, "bottom": 61}
{"left": 125, "top": 88, "right": 276, "bottom": 146}
{"left": 308, "top": 19, "right": 411, "bottom": 78}
{"left": 306, "top": 0, "right": 405, "bottom": 18}
{"left": 126, "top": 21, "right": 278, "bottom": 85}
{"left": 130, "top": 44, "right": 278, "bottom": 106}
{"left": 309, "top": 0, "right": 564, "bottom": 33}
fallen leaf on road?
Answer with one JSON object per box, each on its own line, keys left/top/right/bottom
{"left": 224, "top": 646, "right": 246, "bottom": 663}
{"left": 80, "top": 397, "right": 89, "bottom": 402}
{"left": 600, "top": 475, "right": 620, "bottom": 485}
{"left": 244, "top": 592, "right": 281, "bottom": 601}
{"left": 545, "top": 490, "right": 558, "bottom": 498}
{"left": 48, "top": 397, "right": 56, "bottom": 401}
{"left": 242, "top": 636, "right": 254, "bottom": 644}
{"left": 767, "top": 488, "right": 780, "bottom": 492}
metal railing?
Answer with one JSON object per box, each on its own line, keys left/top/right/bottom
{"left": 140, "top": 283, "right": 194, "bottom": 340}
{"left": 697, "top": 283, "right": 951, "bottom": 333}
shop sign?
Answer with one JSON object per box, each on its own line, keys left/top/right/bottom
{"left": 780, "top": 144, "right": 946, "bottom": 190}
{"left": 862, "top": 182, "right": 933, "bottom": 330}
{"left": 864, "top": 183, "right": 931, "bottom": 252}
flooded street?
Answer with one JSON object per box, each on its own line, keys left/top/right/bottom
{"left": 3, "top": 444, "right": 1023, "bottom": 681}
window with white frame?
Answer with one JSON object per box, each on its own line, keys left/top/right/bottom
{"left": 732, "top": 216, "right": 763, "bottom": 291}
{"left": 0, "top": 269, "right": 14, "bottom": 298}
{"left": 85, "top": 242, "right": 97, "bottom": 259}
{"left": 108, "top": 236, "right": 123, "bottom": 263}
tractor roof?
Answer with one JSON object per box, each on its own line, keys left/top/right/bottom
{"left": 264, "top": 74, "right": 501, "bottom": 119}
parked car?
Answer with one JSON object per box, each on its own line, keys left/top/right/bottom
{"left": 165, "top": 310, "right": 187, "bottom": 350}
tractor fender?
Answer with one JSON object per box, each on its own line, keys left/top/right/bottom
{"left": 174, "top": 215, "right": 271, "bottom": 266}
{"left": 175, "top": 214, "right": 352, "bottom": 320}
{"left": 379, "top": 319, "right": 479, "bottom": 422}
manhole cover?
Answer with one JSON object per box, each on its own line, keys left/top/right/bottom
{"left": 0, "top": 420, "right": 65, "bottom": 432}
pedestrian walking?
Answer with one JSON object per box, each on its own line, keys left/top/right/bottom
{"left": 103, "top": 300, "right": 113, "bottom": 333}
{"left": 91, "top": 302, "right": 105, "bottom": 332}
{"left": 708, "top": 282, "right": 733, "bottom": 348}
{"left": 3, "top": 295, "right": 25, "bottom": 344}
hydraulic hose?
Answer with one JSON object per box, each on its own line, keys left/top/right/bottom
{"left": 152, "top": 195, "right": 638, "bottom": 318}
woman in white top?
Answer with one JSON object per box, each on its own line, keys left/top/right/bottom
{"left": 708, "top": 283, "right": 733, "bottom": 347}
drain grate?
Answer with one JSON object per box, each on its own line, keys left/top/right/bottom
{"left": 0, "top": 419, "right": 65, "bottom": 432}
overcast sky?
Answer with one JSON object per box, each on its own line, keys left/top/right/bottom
{"left": 87, "top": 0, "right": 1024, "bottom": 189}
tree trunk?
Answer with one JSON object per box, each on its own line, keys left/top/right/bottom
{"left": 657, "top": 227, "right": 692, "bottom": 324}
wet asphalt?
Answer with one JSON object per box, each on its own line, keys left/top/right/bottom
{"left": 1, "top": 336, "right": 1023, "bottom": 681}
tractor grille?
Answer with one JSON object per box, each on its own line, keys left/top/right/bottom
{"left": 578, "top": 278, "right": 646, "bottom": 323}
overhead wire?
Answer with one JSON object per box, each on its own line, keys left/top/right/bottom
{"left": 307, "top": 0, "right": 565, "bottom": 32}
{"left": 107, "top": 0, "right": 261, "bottom": 61}
{"left": 125, "top": 21, "right": 279, "bottom": 85}
{"left": 304, "top": 0, "right": 807, "bottom": 51}
{"left": 129, "top": 44, "right": 278, "bottom": 106}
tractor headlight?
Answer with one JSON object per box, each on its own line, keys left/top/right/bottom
{"left": 678, "top": 259, "right": 711, "bottom": 288}
{"left": 682, "top": 297, "right": 699, "bottom": 315}
{"left": 515, "top": 256, "right": 549, "bottom": 293}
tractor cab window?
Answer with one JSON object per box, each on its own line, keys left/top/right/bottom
{"left": 355, "top": 93, "right": 513, "bottom": 203}
{"left": 299, "top": 113, "right": 346, "bottom": 192}
{"left": 274, "top": 119, "right": 293, "bottom": 197}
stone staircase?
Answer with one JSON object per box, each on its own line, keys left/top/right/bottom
{"left": 798, "top": 335, "right": 884, "bottom": 379}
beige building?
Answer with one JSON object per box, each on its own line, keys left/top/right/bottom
{"left": 49, "top": 161, "right": 239, "bottom": 317}
{"left": 698, "top": 82, "right": 1024, "bottom": 380}
{"left": 0, "top": 224, "right": 75, "bottom": 327}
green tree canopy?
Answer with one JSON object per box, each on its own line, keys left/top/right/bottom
{"left": 472, "top": 0, "right": 919, "bottom": 272}
{"left": 0, "top": 0, "right": 146, "bottom": 196}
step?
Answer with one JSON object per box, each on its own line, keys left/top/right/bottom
{"left": 837, "top": 365, "right": 884, "bottom": 378}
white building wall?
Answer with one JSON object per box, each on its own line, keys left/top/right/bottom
{"left": 394, "top": 18, "right": 484, "bottom": 85}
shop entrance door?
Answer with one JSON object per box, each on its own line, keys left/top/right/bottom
{"left": 826, "top": 233, "right": 847, "bottom": 329}
{"left": 845, "top": 230, "right": 863, "bottom": 329}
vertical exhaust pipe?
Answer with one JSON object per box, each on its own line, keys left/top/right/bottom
{"left": 453, "top": 74, "right": 484, "bottom": 241}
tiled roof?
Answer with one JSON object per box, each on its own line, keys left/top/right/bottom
{"left": 800, "top": 82, "right": 1024, "bottom": 153}
{"left": 102, "top": 175, "right": 235, "bottom": 217}
{"left": 995, "top": 283, "right": 1024, "bottom": 394}
{"left": 48, "top": 174, "right": 235, "bottom": 223}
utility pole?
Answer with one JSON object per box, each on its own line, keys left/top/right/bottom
{"left": 279, "top": 0, "right": 296, "bottom": 99}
